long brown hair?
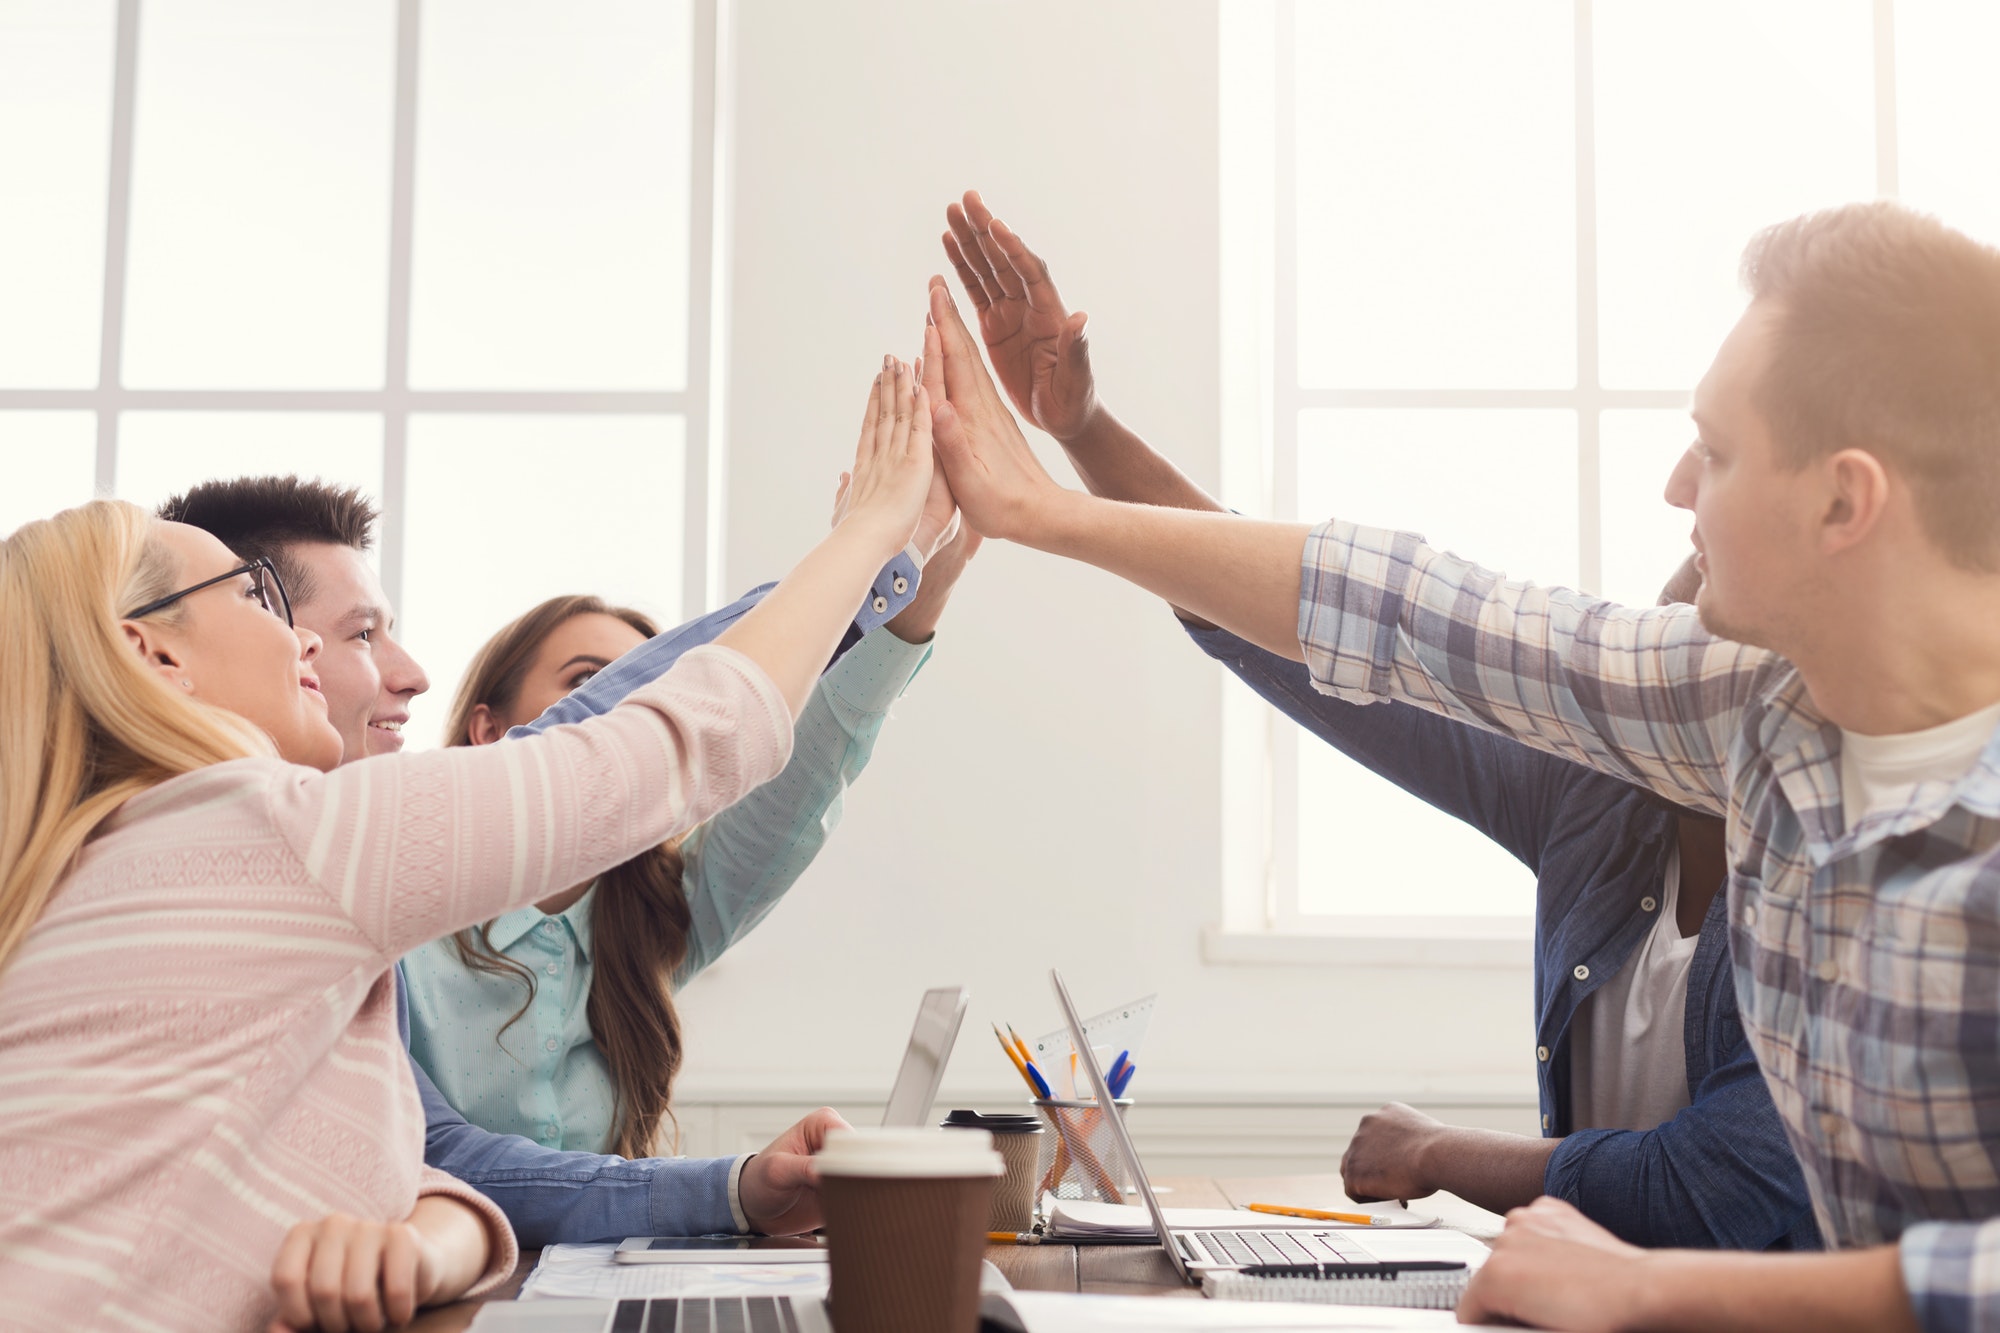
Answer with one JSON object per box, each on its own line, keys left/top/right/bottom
{"left": 444, "top": 595, "right": 687, "bottom": 1158}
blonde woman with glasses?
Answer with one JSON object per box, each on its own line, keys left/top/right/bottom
{"left": 0, "top": 358, "right": 937, "bottom": 1333}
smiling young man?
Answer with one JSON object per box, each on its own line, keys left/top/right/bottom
{"left": 923, "top": 199, "right": 2000, "bottom": 1332}
{"left": 160, "top": 472, "right": 963, "bottom": 1244}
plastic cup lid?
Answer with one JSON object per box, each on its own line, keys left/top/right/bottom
{"left": 816, "top": 1127, "right": 1003, "bottom": 1178}
{"left": 941, "top": 1109, "right": 1044, "bottom": 1133}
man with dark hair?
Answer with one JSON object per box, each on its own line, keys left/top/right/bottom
{"left": 925, "top": 195, "right": 2000, "bottom": 1332}
{"left": 160, "top": 478, "right": 426, "bottom": 765}
{"left": 168, "top": 472, "right": 961, "bottom": 1245}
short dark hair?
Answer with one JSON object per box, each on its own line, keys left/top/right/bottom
{"left": 157, "top": 475, "right": 378, "bottom": 605}
{"left": 1740, "top": 201, "right": 2000, "bottom": 571}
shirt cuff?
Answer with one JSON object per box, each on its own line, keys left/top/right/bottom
{"left": 1900, "top": 1220, "right": 1993, "bottom": 1333}
{"left": 852, "top": 551, "right": 922, "bottom": 635}
{"left": 1297, "top": 518, "right": 1429, "bottom": 701}
{"left": 416, "top": 1167, "right": 520, "bottom": 1298}
{"left": 727, "top": 1154, "right": 753, "bottom": 1233}
{"left": 823, "top": 621, "right": 934, "bottom": 712}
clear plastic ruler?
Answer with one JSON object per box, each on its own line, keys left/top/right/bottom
{"left": 1031, "top": 993, "right": 1156, "bottom": 1099}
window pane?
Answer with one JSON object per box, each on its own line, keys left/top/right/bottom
{"left": 1897, "top": 0, "right": 2000, "bottom": 247}
{"left": 408, "top": 0, "right": 692, "bottom": 390}
{"left": 1296, "top": 409, "right": 1580, "bottom": 586}
{"left": 1294, "top": 0, "right": 1574, "bottom": 389}
{"left": 400, "top": 415, "right": 685, "bottom": 747}
{"left": 115, "top": 413, "right": 384, "bottom": 516}
{"left": 1299, "top": 744, "right": 1537, "bottom": 918}
{"left": 0, "top": 1, "right": 114, "bottom": 388}
{"left": 1599, "top": 410, "right": 1696, "bottom": 609}
{"left": 0, "top": 414, "right": 98, "bottom": 535}
{"left": 122, "top": 0, "right": 394, "bottom": 388}
{"left": 1594, "top": 0, "right": 1876, "bottom": 389}
{"left": 1294, "top": 409, "right": 1571, "bottom": 920}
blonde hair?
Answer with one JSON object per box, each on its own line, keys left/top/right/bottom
{"left": 0, "top": 501, "right": 275, "bottom": 972}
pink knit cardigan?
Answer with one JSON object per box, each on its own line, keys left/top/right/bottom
{"left": 0, "top": 646, "right": 791, "bottom": 1332}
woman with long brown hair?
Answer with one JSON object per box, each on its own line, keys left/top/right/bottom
{"left": 399, "top": 516, "right": 977, "bottom": 1165}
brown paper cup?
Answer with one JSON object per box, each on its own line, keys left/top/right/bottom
{"left": 820, "top": 1173, "right": 996, "bottom": 1333}
{"left": 986, "top": 1129, "right": 1042, "bottom": 1232}
{"left": 815, "top": 1128, "right": 1002, "bottom": 1333}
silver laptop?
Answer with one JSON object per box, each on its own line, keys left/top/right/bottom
{"left": 1048, "top": 964, "right": 1392, "bottom": 1280}
{"left": 611, "top": 986, "right": 970, "bottom": 1265}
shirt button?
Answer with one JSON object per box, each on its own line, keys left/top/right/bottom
{"left": 1572, "top": 964, "right": 1590, "bottom": 982}
{"left": 1743, "top": 905, "right": 1758, "bottom": 927}
{"left": 1815, "top": 959, "right": 1839, "bottom": 983}
{"left": 544, "top": 1037, "right": 559, "bottom": 1052}
{"left": 545, "top": 962, "right": 560, "bottom": 977}
{"left": 893, "top": 576, "right": 909, "bottom": 595}
{"left": 1820, "top": 1112, "right": 1842, "bottom": 1140}
{"left": 541, "top": 920, "right": 560, "bottom": 935}
{"left": 1536, "top": 1046, "right": 1550, "bottom": 1062}
{"left": 1541, "top": 1113, "right": 1552, "bottom": 1131}
{"left": 1639, "top": 896, "right": 1658, "bottom": 913}
{"left": 872, "top": 595, "right": 889, "bottom": 614}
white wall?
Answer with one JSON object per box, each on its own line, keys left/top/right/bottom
{"left": 673, "top": 0, "right": 1537, "bottom": 1164}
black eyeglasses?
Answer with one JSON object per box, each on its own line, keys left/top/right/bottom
{"left": 123, "top": 556, "right": 294, "bottom": 629}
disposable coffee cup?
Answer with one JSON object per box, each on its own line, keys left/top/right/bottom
{"left": 816, "top": 1127, "right": 1002, "bottom": 1333}
{"left": 941, "top": 1109, "right": 1044, "bottom": 1232}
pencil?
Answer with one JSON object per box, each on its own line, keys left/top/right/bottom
{"left": 987, "top": 1231, "right": 1042, "bottom": 1245}
{"left": 1247, "top": 1202, "right": 1389, "bottom": 1226}
{"left": 993, "top": 1024, "right": 1035, "bottom": 1090}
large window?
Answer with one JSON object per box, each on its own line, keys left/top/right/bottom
{"left": 1218, "top": 0, "right": 2000, "bottom": 944}
{"left": 0, "top": 0, "right": 723, "bottom": 738}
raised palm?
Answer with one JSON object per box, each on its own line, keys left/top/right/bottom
{"left": 942, "top": 190, "right": 1098, "bottom": 442}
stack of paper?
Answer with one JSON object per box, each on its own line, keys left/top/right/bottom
{"left": 1041, "top": 1199, "right": 1438, "bottom": 1241}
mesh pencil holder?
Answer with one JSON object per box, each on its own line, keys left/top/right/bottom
{"left": 1031, "top": 1098, "right": 1135, "bottom": 1205}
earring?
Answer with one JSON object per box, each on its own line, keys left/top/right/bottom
{"left": 181, "top": 680, "right": 193, "bottom": 690}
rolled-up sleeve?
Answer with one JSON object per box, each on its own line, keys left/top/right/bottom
{"left": 1901, "top": 1220, "right": 2000, "bottom": 1333}
{"left": 1295, "top": 518, "right": 1770, "bottom": 816}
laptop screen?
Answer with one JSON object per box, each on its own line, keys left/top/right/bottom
{"left": 880, "top": 986, "right": 969, "bottom": 1127}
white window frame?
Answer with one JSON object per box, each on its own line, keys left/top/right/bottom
{"left": 0, "top": 0, "right": 730, "bottom": 617}
{"left": 1210, "top": 0, "right": 1906, "bottom": 963}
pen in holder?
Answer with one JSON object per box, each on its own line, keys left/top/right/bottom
{"left": 1031, "top": 1097, "right": 1135, "bottom": 1204}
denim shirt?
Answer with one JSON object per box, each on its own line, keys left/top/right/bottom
{"left": 406, "top": 566, "right": 920, "bottom": 1244}
{"left": 1187, "top": 623, "right": 1820, "bottom": 1252}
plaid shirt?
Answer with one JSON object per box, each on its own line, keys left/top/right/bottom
{"left": 1297, "top": 520, "right": 2000, "bottom": 1333}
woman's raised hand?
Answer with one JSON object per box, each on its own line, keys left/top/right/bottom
{"left": 836, "top": 355, "right": 936, "bottom": 560}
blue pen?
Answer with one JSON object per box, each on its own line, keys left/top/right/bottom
{"left": 1107, "top": 1050, "right": 1131, "bottom": 1087}
{"left": 1110, "top": 1060, "right": 1136, "bottom": 1099}
{"left": 1022, "top": 1058, "right": 1052, "bottom": 1100}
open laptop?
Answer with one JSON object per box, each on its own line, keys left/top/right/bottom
{"left": 611, "top": 986, "right": 970, "bottom": 1265}
{"left": 1050, "top": 968, "right": 1488, "bottom": 1280}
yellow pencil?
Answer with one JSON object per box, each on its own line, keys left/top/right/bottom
{"left": 1248, "top": 1202, "right": 1389, "bottom": 1227}
{"left": 987, "top": 1231, "right": 1042, "bottom": 1245}
{"left": 1007, "top": 1025, "right": 1035, "bottom": 1067}
{"left": 993, "top": 1024, "right": 1037, "bottom": 1091}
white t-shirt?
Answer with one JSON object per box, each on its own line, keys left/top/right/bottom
{"left": 1840, "top": 699, "right": 2000, "bottom": 832}
{"left": 1569, "top": 844, "right": 1700, "bottom": 1133}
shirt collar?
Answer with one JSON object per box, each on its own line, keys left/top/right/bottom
{"left": 481, "top": 883, "right": 598, "bottom": 960}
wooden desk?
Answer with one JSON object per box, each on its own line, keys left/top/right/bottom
{"left": 407, "top": 1175, "right": 1498, "bottom": 1327}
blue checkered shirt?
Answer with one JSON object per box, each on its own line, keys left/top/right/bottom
{"left": 1296, "top": 519, "right": 2000, "bottom": 1333}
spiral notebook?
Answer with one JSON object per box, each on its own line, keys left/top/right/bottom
{"left": 1200, "top": 1261, "right": 1471, "bottom": 1309}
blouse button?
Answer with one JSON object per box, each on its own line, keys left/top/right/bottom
{"left": 545, "top": 962, "right": 560, "bottom": 977}
{"left": 1743, "top": 905, "right": 1758, "bottom": 928}
{"left": 544, "top": 1037, "right": 559, "bottom": 1052}
{"left": 1572, "top": 964, "right": 1590, "bottom": 982}
{"left": 1815, "top": 959, "right": 1839, "bottom": 984}
{"left": 1640, "top": 896, "right": 1658, "bottom": 913}
{"left": 893, "top": 576, "right": 910, "bottom": 595}
{"left": 872, "top": 596, "right": 889, "bottom": 614}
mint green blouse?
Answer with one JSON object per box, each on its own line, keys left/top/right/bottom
{"left": 400, "top": 629, "right": 932, "bottom": 1152}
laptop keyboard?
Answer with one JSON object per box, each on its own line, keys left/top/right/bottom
{"left": 1191, "top": 1229, "right": 1377, "bottom": 1266}
{"left": 608, "top": 1298, "right": 799, "bottom": 1333}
